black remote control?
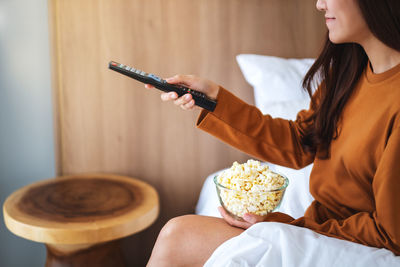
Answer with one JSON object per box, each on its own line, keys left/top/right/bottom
{"left": 108, "top": 61, "right": 217, "bottom": 111}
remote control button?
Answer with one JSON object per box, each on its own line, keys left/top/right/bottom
{"left": 148, "top": 74, "right": 162, "bottom": 83}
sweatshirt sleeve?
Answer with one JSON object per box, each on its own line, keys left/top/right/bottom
{"left": 290, "top": 126, "right": 400, "bottom": 254}
{"left": 196, "top": 87, "right": 316, "bottom": 169}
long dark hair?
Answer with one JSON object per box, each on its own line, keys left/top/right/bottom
{"left": 301, "top": 0, "right": 400, "bottom": 158}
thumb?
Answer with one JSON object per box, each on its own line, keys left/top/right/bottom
{"left": 165, "top": 75, "right": 188, "bottom": 84}
{"left": 166, "top": 75, "right": 197, "bottom": 88}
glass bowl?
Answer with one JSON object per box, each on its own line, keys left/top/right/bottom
{"left": 214, "top": 174, "right": 289, "bottom": 220}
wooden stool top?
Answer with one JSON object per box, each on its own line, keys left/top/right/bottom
{"left": 3, "top": 173, "right": 159, "bottom": 245}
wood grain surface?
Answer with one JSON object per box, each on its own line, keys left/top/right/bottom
{"left": 18, "top": 178, "right": 142, "bottom": 222}
{"left": 48, "top": 0, "right": 325, "bottom": 264}
{"left": 3, "top": 174, "right": 159, "bottom": 245}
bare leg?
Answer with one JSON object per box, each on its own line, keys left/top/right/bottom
{"left": 147, "top": 214, "right": 244, "bottom": 267}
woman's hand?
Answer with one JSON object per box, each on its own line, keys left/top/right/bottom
{"left": 218, "top": 206, "right": 267, "bottom": 229}
{"left": 145, "top": 75, "right": 220, "bottom": 111}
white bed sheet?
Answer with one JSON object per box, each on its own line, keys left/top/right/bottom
{"left": 204, "top": 222, "right": 400, "bottom": 267}
{"left": 195, "top": 164, "right": 400, "bottom": 267}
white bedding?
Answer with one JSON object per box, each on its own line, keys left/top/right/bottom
{"left": 204, "top": 222, "right": 400, "bottom": 267}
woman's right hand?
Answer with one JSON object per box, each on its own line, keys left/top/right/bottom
{"left": 145, "top": 75, "right": 220, "bottom": 111}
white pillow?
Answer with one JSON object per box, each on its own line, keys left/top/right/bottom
{"left": 236, "top": 54, "right": 315, "bottom": 120}
{"left": 235, "top": 54, "right": 315, "bottom": 218}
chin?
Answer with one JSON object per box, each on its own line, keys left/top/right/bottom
{"left": 328, "top": 32, "right": 348, "bottom": 44}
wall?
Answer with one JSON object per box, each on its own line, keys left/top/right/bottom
{"left": 0, "top": 0, "right": 55, "bottom": 266}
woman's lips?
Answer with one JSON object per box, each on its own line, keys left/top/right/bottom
{"left": 325, "top": 17, "right": 336, "bottom": 24}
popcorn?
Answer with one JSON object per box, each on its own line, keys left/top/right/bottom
{"left": 216, "top": 159, "right": 287, "bottom": 218}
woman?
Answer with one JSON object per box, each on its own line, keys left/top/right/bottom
{"left": 146, "top": 0, "right": 400, "bottom": 266}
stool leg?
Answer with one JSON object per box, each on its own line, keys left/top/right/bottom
{"left": 45, "top": 240, "right": 126, "bottom": 267}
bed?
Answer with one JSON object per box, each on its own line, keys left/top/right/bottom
{"left": 194, "top": 54, "right": 400, "bottom": 266}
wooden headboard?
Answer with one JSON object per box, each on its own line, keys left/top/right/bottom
{"left": 49, "top": 0, "right": 325, "bottom": 264}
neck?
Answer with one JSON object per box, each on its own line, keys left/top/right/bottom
{"left": 361, "top": 36, "right": 400, "bottom": 74}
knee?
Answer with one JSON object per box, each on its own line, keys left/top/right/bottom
{"left": 158, "top": 214, "right": 197, "bottom": 243}
{"left": 148, "top": 215, "right": 198, "bottom": 266}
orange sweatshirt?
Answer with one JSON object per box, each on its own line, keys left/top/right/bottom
{"left": 196, "top": 63, "right": 400, "bottom": 255}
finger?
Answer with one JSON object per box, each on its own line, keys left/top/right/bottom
{"left": 161, "top": 92, "right": 178, "bottom": 101}
{"left": 174, "top": 93, "right": 192, "bottom": 106}
{"left": 181, "top": 99, "right": 195, "bottom": 110}
{"left": 166, "top": 74, "right": 198, "bottom": 88}
{"left": 145, "top": 84, "right": 154, "bottom": 89}
{"left": 166, "top": 74, "right": 188, "bottom": 84}
{"left": 218, "top": 207, "right": 252, "bottom": 229}
{"left": 220, "top": 208, "right": 250, "bottom": 229}
{"left": 243, "top": 213, "right": 267, "bottom": 224}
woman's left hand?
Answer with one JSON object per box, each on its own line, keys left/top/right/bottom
{"left": 218, "top": 206, "right": 267, "bottom": 229}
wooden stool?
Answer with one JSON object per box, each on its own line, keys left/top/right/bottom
{"left": 3, "top": 173, "right": 159, "bottom": 267}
